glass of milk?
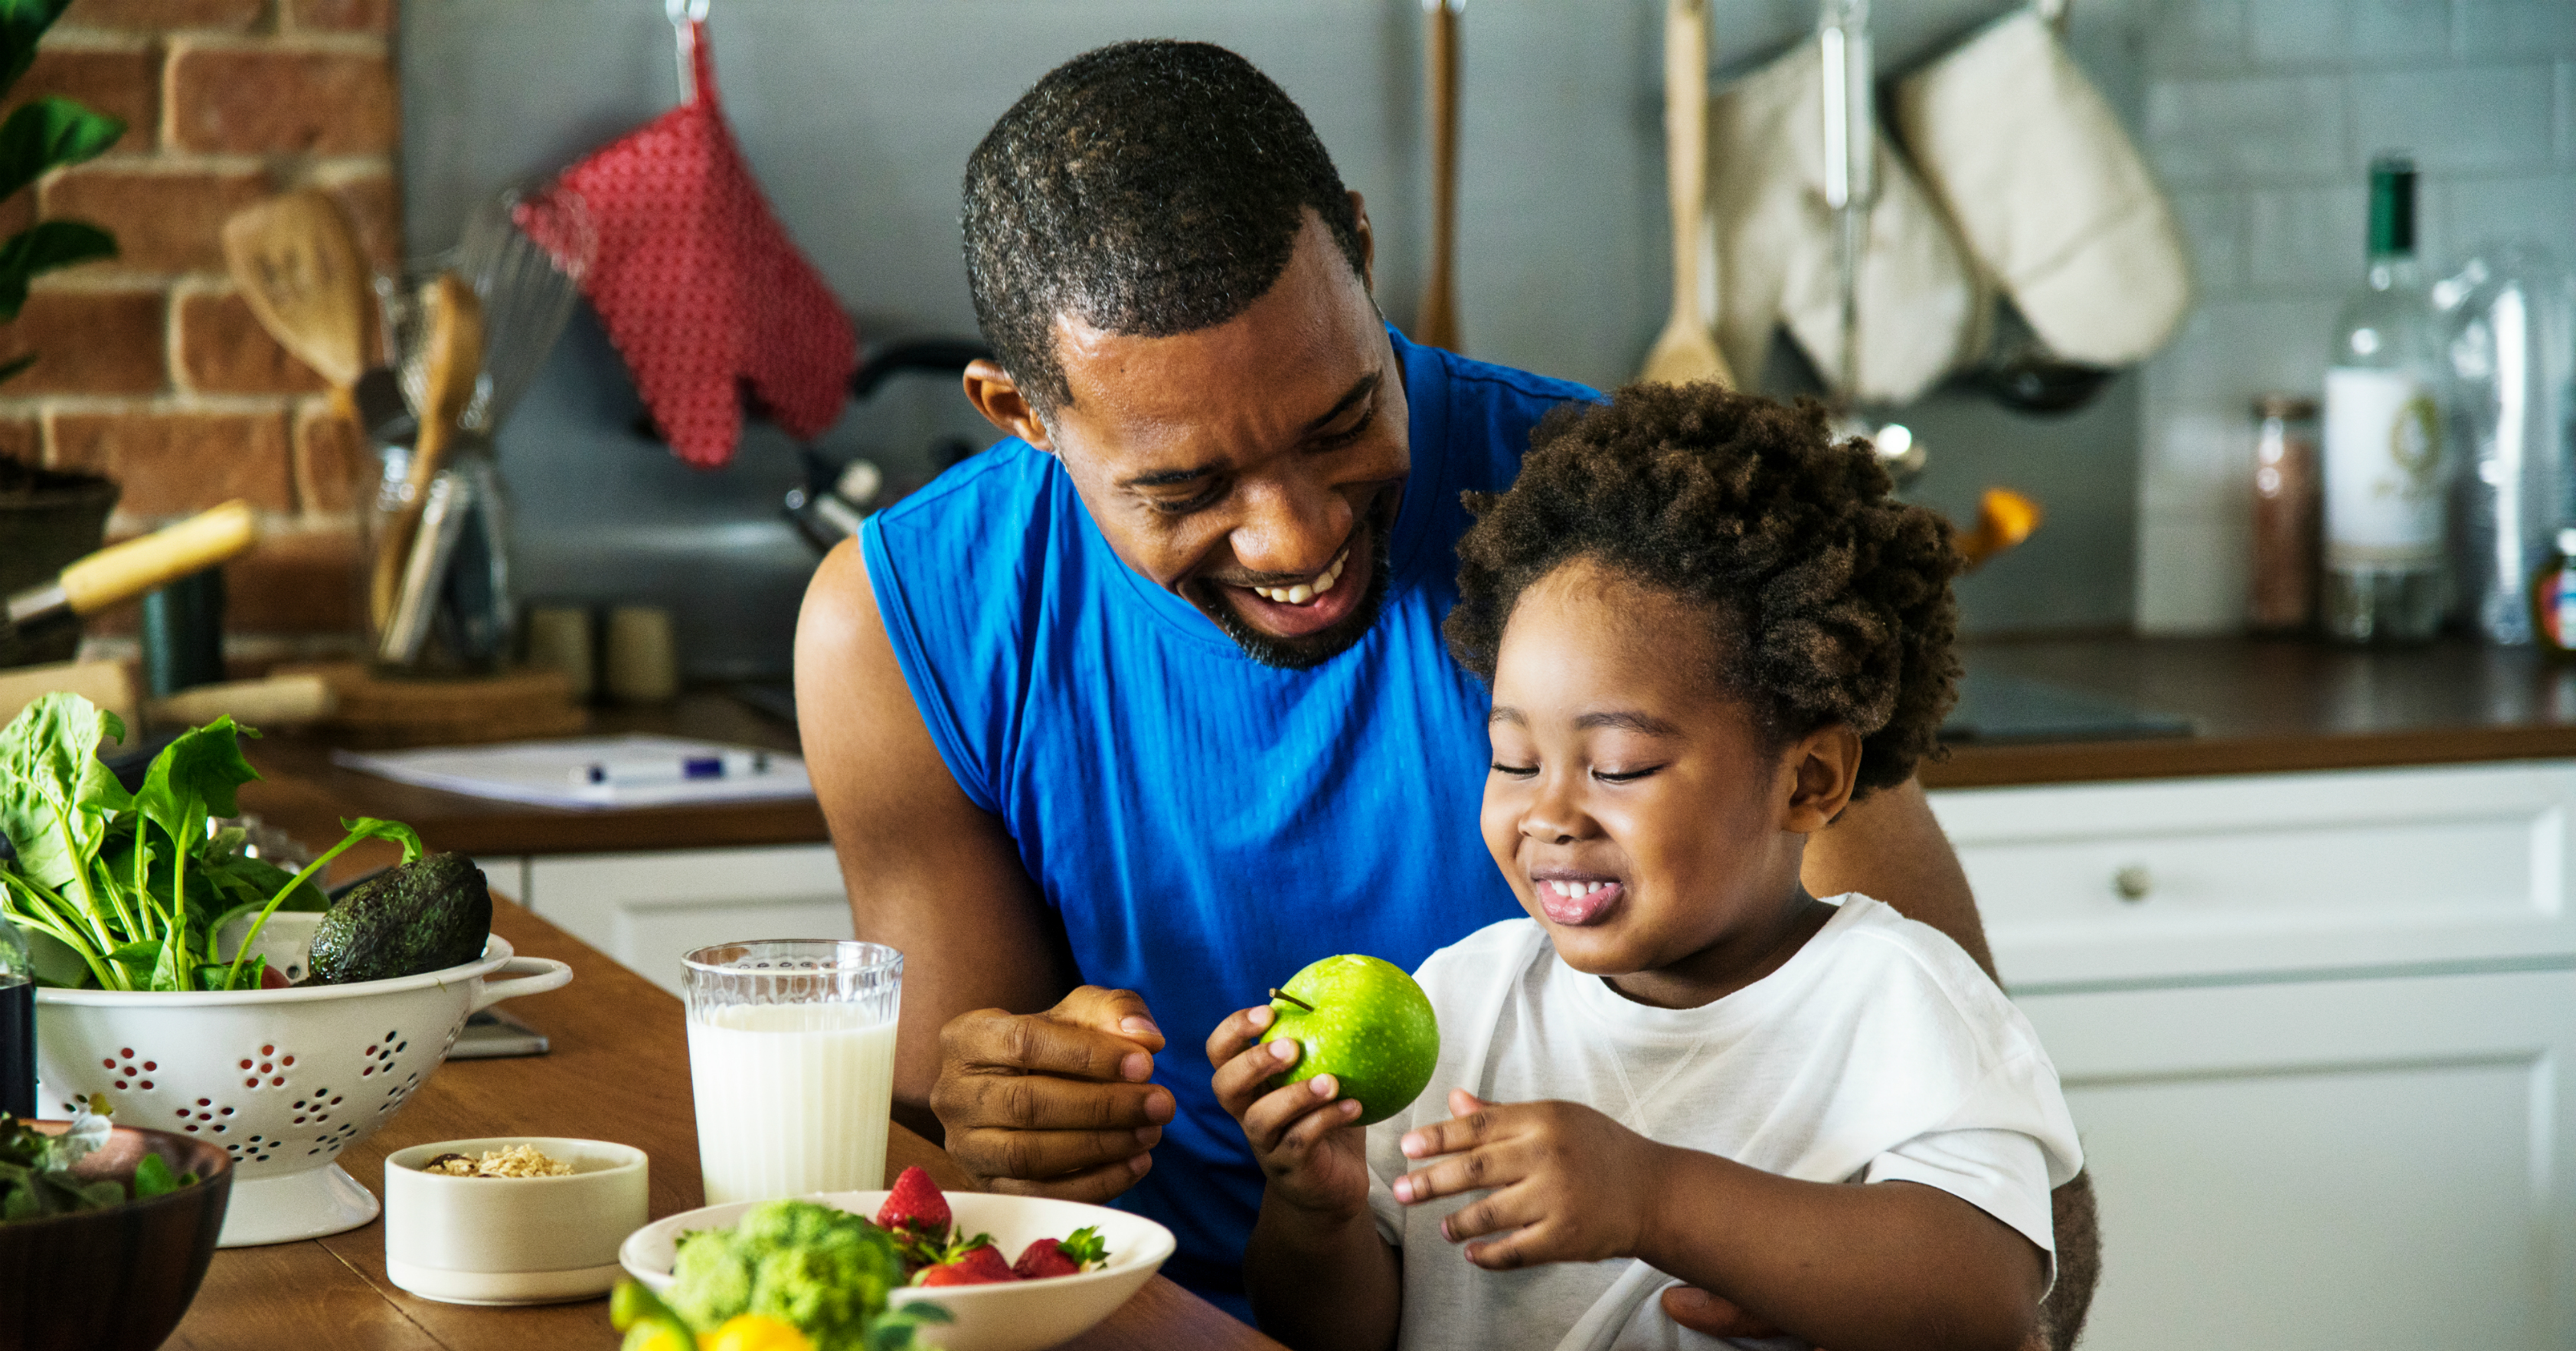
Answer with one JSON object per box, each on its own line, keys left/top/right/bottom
{"left": 682, "top": 939, "right": 902, "bottom": 1205}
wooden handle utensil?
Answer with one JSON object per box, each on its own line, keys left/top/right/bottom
{"left": 1414, "top": 0, "right": 1463, "bottom": 353}
{"left": 1637, "top": 0, "right": 1737, "bottom": 388}
{"left": 221, "top": 191, "right": 372, "bottom": 420}
{"left": 368, "top": 273, "right": 485, "bottom": 633}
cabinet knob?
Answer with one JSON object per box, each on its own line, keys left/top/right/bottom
{"left": 2112, "top": 865, "right": 2153, "bottom": 901}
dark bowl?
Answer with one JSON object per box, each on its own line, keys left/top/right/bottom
{"left": 0, "top": 1123, "right": 232, "bottom": 1351}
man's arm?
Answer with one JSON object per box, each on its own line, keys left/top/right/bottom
{"left": 796, "top": 538, "right": 1172, "bottom": 1196}
{"left": 1796, "top": 777, "right": 2102, "bottom": 1351}
{"left": 1804, "top": 777, "right": 1993, "bottom": 976}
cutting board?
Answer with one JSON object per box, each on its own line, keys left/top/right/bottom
{"left": 279, "top": 661, "right": 588, "bottom": 749}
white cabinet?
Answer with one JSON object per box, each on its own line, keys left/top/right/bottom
{"left": 2019, "top": 968, "right": 2574, "bottom": 1351}
{"left": 1930, "top": 761, "right": 2576, "bottom": 1351}
{"left": 479, "top": 845, "right": 852, "bottom": 996}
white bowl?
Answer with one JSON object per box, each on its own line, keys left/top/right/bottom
{"left": 34, "top": 912, "right": 573, "bottom": 1248}
{"left": 619, "top": 1190, "right": 1176, "bottom": 1351}
{"left": 382, "top": 1137, "right": 649, "bottom": 1306}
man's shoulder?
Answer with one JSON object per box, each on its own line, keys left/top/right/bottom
{"left": 1433, "top": 347, "right": 1601, "bottom": 417}
{"left": 871, "top": 437, "right": 1056, "bottom": 538}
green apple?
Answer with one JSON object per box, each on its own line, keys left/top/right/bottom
{"left": 1259, "top": 954, "right": 1440, "bottom": 1127}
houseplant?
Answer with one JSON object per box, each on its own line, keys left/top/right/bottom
{"left": 0, "top": 0, "right": 129, "bottom": 669}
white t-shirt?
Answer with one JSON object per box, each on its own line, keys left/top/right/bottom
{"left": 1364, "top": 895, "right": 2084, "bottom": 1351}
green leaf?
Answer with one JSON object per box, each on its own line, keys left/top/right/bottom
{"left": 0, "top": 220, "right": 115, "bottom": 319}
{"left": 0, "top": 0, "right": 74, "bottom": 95}
{"left": 0, "top": 96, "right": 123, "bottom": 201}
{"left": 101, "top": 938, "right": 159, "bottom": 971}
{"left": 136, "top": 716, "right": 260, "bottom": 846}
{"left": 130, "top": 1152, "right": 177, "bottom": 1199}
{"left": 0, "top": 352, "right": 34, "bottom": 387}
{"left": 0, "top": 692, "right": 128, "bottom": 911}
{"left": 344, "top": 816, "right": 423, "bottom": 865}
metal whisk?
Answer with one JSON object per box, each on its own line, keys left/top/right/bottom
{"left": 388, "top": 182, "right": 597, "bottom": 440}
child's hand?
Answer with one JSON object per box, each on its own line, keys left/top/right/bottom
{"left": 1392, "top": 1088, "right": 1671, "bottom": 1271}
{"left": 1207, "top": 1004, "right": 1372, "bottom": 1221}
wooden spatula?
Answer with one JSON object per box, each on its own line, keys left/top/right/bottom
{"left": 221, "top": 191, "right": 371, "bottom": 418}
{"left": 1413, "top": 0, "right": 1463, "bottom": 353}
{"left": 368, "top": 273, "right": 484, "bottom": 632}
{"left": 1638, "top": 0, "right": 1737, "bottom": 388}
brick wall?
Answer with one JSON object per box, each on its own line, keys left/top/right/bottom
{"left": 7, "top": 0, "right": 400, "bottom": 657}
{"left": 2130, "top": 0, "right": 2576, "bottom": 632}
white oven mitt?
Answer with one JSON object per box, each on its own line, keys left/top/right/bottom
{"left": 1709, "top": 38, "right": 1985, "bottom": 404}
{"left": 1892, "top": 8, "right": 2191, "bottom": 367}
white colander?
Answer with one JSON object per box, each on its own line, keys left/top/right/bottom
{"left": 33, "top": 911, "right": 571, "bottom": 1246}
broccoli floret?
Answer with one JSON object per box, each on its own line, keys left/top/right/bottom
{"left": 663, "top": 1200, "right": 922, "bottom": 1351}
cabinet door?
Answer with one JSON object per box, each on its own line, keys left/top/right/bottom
{"left": 2017, "top": 967, "right": 2574, "bottom": 1351}
{"left": 521, "top": 846, "right": 852, "bottom": 996}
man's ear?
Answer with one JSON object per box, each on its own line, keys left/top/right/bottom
{"left": 1783, "top": 724, "right": 1863, "bottom": 834}
{"left": 962, "top": 359, "right": 1055, "bottom": 453}
{"left": 1348, "top": 189, "right": 1376, "bottom": 293}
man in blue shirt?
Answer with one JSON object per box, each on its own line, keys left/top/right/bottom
{"left": 796, "top": 39, "right": 2095, "bottom": 1347}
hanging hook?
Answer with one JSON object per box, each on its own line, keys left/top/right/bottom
{"left": 667, "top": 0, "right": 711, "bottom": 102}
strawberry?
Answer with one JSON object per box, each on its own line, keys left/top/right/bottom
{"left": 875, "top": 1166, "right": 952, "bottom": 1237}
{"left": 1012, "top": 1226, "right": 1109, "bottom": 1280}
{"left": 916, "top": 1241, "right": 1018, "bottom": 1286}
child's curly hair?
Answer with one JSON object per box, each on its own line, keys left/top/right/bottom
{"left": 1443, "top": 384, "right": 1961, "bottom": 798}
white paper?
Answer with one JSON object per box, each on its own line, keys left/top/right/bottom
{"left": 333, "top": 735, "right": 814, "bottom": 810}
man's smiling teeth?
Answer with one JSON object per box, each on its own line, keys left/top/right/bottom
{"left": 1248, "top": 548, "right": 1349, "bottom": 606}
{"left": 1546, "top": 880, "right": 1611, "bottom": 898}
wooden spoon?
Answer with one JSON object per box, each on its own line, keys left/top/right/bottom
{"left": 1413, "top": 0, "right": 1463, "bottom": 353}
{"left": 1637, "top": 0, "right": 1737, "bottom": 388}
{"left": 221, "top": 191, "right": 371, "bottom": 420}
{"left": 368, "top": 273, "right": 483, "bottom": 631}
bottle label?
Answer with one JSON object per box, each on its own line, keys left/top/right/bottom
{"left": 2323, "top": 367, "right": 2445, "bottom": 567}
{"left": 2555, "top": 571, "right": 2576, "bottom": 649}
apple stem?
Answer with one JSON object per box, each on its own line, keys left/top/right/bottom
{"left": 1268, "top": 988, "right": 1316, "bottom": 1014}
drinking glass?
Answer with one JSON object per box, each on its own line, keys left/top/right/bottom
{"left": 682, "top": 940, "right": 903, "bottom": 1205}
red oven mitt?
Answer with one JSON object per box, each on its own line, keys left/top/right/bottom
{"left": 524, "top": 20, "right": 855, "bottom": 469}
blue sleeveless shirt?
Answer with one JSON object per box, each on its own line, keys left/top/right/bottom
{"left": 861, "top": 329, "right": 1596, "bottom": 1302}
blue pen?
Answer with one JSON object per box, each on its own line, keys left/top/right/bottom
{"left": 573, "top": 751, "right": 771, "bottom": 787}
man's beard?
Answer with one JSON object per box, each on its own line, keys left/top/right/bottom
{"left": 1185, "top": 525, "right": 1396, "bottom": 671}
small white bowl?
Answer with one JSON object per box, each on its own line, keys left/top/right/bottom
{"left": 383, "top": 1137, "right": 649, "bottom": 1306}
{"left": 619, "top": 1189, "right": 1175, "bottom": 1351}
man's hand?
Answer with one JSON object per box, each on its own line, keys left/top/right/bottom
{"left": 1208, "top": 1003, "right": 1372, "bottom": 1222}
{"left": 930, "top": 985, "right": 1175, "bottom": 1202}
{"left": 1391, "top": 1089, "right": 1667, "bottom": 1271}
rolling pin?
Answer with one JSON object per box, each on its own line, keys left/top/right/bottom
{"left": 2, "top": 501, "right": 259, "bottom": 650}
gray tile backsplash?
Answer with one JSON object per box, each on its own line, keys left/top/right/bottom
{"left": 398, "top": 0, "right": 2574, "bottom": 663}
{"left": 2132, "top": 0, "right": 2576, "bottom": 633}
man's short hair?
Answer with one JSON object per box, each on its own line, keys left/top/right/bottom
{"left": 961, "top": 40, "right": 1368, "bottom": 416}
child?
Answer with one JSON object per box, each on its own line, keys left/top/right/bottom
{"left": 1207, "top": 385, "right": 2081, "bottom": 1351}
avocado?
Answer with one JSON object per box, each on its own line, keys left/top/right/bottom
{"left": 306, "top": 852, "right": 492, "bottom": 984}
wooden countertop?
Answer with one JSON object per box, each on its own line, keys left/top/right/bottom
{"left": 163, "top": 899, "right": 1280, "bottom": 1351}
{"left": 233, "top": 638, "right": 2576, "bottom": 860}
{"left": 1927, "top": 635, "right": 2576, "bottom": 788}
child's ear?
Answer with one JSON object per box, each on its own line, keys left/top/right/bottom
{"left": 1782, "top": 724, "right": 1862, "bottom": 833}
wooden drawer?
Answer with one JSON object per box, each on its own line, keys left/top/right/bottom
{"left": 1929, "top": 761, "right": 2576, "bottom": 990}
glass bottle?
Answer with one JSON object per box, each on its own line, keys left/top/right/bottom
{"left": 0, "top": 911, "right": 33, "bottom": 1120}
{"left": 2249, "top": 394, "right": 2321, "bottom": 633}
{"left": 2534, "top": 528, "right": 2576, "bottom": 656}
{"left": 2443, "top": 247, "right": 2576, "bottom": 646}
{"left": 2323, "top": 155, "right": 2450, "bottom": 643}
